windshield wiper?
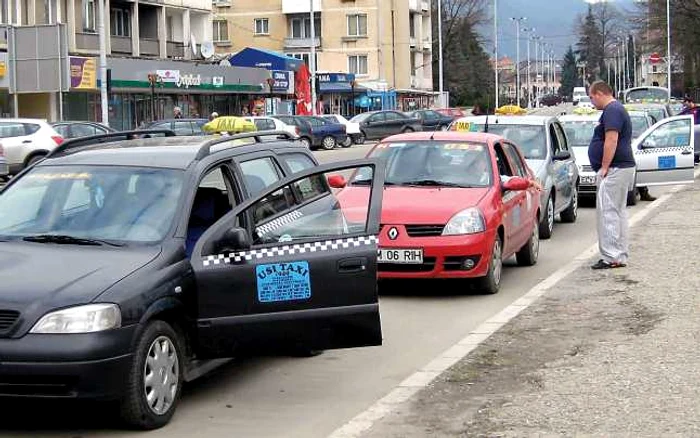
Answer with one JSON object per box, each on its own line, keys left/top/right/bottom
{"left": 23, "top": 234, "right": 125, "bottom": 247}
{"left": 402, "top": 179, "right": 473, "bottom": 188}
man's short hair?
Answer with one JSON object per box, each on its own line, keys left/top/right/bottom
{"left": 589, "top": 81, "right": 613, "bottom": 96}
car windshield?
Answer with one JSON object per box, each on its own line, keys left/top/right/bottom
{"left": 625, "top": 88, "right": 668, "bottom": 103}
{"left": 354, "top": 140, "right": 492, "bottom": 187}
{"left": 468, "top": 123, "right": 547, "bottom": 160}
{"left": 350, "top": 113, "right": 373, "bottom": 123}
{"left": 630, "top": 115, "right": 650, "bottom": 139}
{"left": 562, "top": 120, "right": 597, "bottom": 147}
{"left": 579, "top": 96, "right": 591, "bottom": 103}
{"left": 0, "top": 165, "right": 184, "bottom": 244}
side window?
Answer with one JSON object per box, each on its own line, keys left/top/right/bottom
{"left": 549, "top": 124, "right": 562, "bottom": 154}
{"left": 24, "top": 124, "right": 40, "bottom": 135}
{"left": 173, "top": 121, "right": 195, "bottom": 135}
{"left": 369, "top": 113, "right": 385, "bottom": 123}
{"left": 187, "top": 166, "right": 236, "bottom": 257}
{"left": 281, "top": 153, "right": 316, "bottom": 174}
{"left": 502, "top": 143, "right": 527, "bottom": 177}
{"left": 385, "top": 112, "right": 402, "bottom": 122}
{"left": 641, "top": 119, "right": 692, "bottom": 149}
{"left": 253, "top": 119, "right": 275, "bottom": 131}
{"left": 553, "top": 124, "right": 569, "bottom": 151}
{"left": 53, "top": 125, "right": 70, "bottom": 138}
{"left": 494, "top": 144, "right": 514, "bottom": 177}
{"left": 0, "top": 122, "right": 28, "bottom": 138}
{"left": 239, "top": 157, "right": 282, "bottom": 196}
{"left": 71, "top": 124, "right": 98, "bottom": 138}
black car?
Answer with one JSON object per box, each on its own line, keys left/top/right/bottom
{"left": 539, "top": 94, "right": 563, "bottom": 107}
{"left": 51, "top": 121, "right": 115, "bottom": 139}
{"left": 404, "top": 109, "right": 453, "bottom": 131}
{"left": 350, "top": 110, "right": 422, "bottom": 141}
{"left": 146, "top": 118, "right": 208, "bottom": 136}
{"left": 0, "top": 129, "right": 384, "bottom": 429}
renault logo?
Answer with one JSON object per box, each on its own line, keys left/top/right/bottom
{"left": 388, "top": 227, "right": 399, "bottom": 240}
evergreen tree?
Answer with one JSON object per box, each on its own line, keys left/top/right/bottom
{"left": 559, "top": 47, "right": 579, "bottom": 98}
{"left": 576, "top": 5, "right": 604, "bottom": 83}
{"left": 445, "top": 18, "right": 495, "bottom": 108}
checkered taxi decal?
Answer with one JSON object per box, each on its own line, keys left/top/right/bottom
{"left": 255, "top": 210, "right": 304, "bottom": 237}
{"left": 636, "top": 147, "right": 692, "bottom": 154}
{"left": 202, "top": 235, "right": 378, "bottom": 267}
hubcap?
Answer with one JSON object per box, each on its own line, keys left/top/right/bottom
{"left": 143, "top": 336, "right": 179, "bottom": 416}
{"left": 323, "top": 137, "right": 335, "bottom": 149}
{"left": 531, "top": 223, "right": 540, "bottom": 258}
{"left": 572, "top": 189, "right": 578, "bottom": 217}
{"left": 547, "top": 197, "right": 554, "bottom": 232}
{"left": 301, "top": 138, "right": 310, "bottom": 149}
{"left": 492, "top": 239, "right": 503, "bottom": 285}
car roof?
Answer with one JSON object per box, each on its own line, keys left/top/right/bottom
{"left": 1, "top": 118, "right": 50, "bottom": 124}
{"left": 149, "top": 118, "right": 207, "bottom": 123}
{"left": 381, "top": 131, "right": 501, "bottom": 144}
{"left": 559, "top": 114, "right": 599, "bottom": 122}
{"left": 36, "top": 135, "right": 307, "bottom": 170}
{"left": 455, "top": 115, "right": 553, "bottom": 125}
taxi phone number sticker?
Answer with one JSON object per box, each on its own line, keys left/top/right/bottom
{"left": 454, "top": 121, "right": 472, "bottom": 132}
{"left": 256, "top": 261, "right": 311, "bottom": 303}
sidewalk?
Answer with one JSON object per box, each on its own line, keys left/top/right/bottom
{"left": 362, "top": 180, "right": 700, "bottom": 437}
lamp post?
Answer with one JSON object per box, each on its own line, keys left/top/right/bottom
{"left": 666, "top": 0, "right": 671, "bottom": 99}
{"left": 510, "top": 17, "right": 526, "bottom": 106}
{"left": 494, "top": 0, "right": 499, "bottom": 109}
{"left": 147, "top": 73, "right": 163, "bottom": 122}
{"left": 523, "top": 28, "right": 535, "bottom": 108}
{"left": 309, "top": 0, "right": 317, "bottom": 115}
{"left": 98, "top": 0, "right": 108, "bottom": 126}
{"left": 437, "top": 0, "right": 444, "bottom": 107}
{"left": 351, "top": 79, "right": 357, "bottom": 116}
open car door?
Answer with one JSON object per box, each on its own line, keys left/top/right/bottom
{"left": 191, "top": 159, "right": 384, "bottom": 357}
{"left": 634, "top": 115, "right": 695, "bottom": 187}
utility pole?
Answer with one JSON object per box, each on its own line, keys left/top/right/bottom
{"left": 494, "top": 0, "right": 499, "bottom": 109}
{"left": 437, "top": 0, "right": 444, "bottom": 107}
{"left": 309, "top": 0, "right": 317, "bottom": 115}
{"left": 510, "top": 17, "right": 526, "bottom": 106}
{"left": 666, "top": 0, "right": 671, "bottom": 99}
{"left": 524, "top": 28, "right": 534, "bottom": 108}
{"left": 98, "top": 0, "right": 108, "bottom": 125}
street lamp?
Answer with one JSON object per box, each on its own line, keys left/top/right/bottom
{"left": 666, "top": 0, "right": 671, "bottom": 99}
{"left": 494, "top": 0, "right": 499, "bottom": 109}
{"left": 351, "top": 79, "right": 357, "bottom": 116}
{"left": 437, "top": 0, "right": 445, "bottom": 108}
{"left": 510, "top": 17, "right": 526, "bottom": 106}
{"left": 523, "top": 27, "right": 535, "bottom": 108}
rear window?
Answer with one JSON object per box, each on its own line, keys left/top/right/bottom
{"left": 0, "top": 122, "right": 39, "bottom": 138}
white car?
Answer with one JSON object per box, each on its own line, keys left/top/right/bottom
{"left": 572, "top": 87, "right": 587, "bottom": 104}
{"left": 559, "top": 111, "right": 690, "bottom": 205}
{"left": 0, "top": 119, "right": 63, "bottom": 175}
{"left": 577, "top": 96, "right": 595, "bottom": 110}
{"left": 243, "top": 116, "right": 299, "bottom": 138}
{"left": 322, "top": 114, "right": 362, "bottom": 146}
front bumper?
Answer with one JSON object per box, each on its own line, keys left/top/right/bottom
{"left": 0, "top": 325, "right": 137, "bottom": 399}
{"left": 377, "top": 226, "right": 495, "bottom": 279}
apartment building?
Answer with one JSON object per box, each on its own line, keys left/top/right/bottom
{"left": 214, "top": 0, "right": 435, "bottom": 112}
{"left": 0, "top": 0, "right": 272, "bottom": 127}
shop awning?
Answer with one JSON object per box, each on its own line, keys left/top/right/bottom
{"left": 228, "top": 48, "right": 303, "bottom": 72}
{"left": 319, "top": 82, "right": 368, "bottom": 94}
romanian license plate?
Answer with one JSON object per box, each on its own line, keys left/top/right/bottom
{"left": 581, "top": 175, "right": 596, "bottom": 185}
{"left": 378, "top": 248, "right": 424, "bottom": 264}
{"left": 658, "top": 155, "right": 676, "bottom": 169}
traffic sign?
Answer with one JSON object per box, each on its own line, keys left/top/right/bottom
{"left": 650, "top": 53, "right": 661, "bottom": 64}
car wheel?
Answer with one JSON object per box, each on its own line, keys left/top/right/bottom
{"left": 626, "top": 186, "right": 639, "bottom": 206}
{"left": 25, "top": 153, "right": 47, "bottom": 168}
{"left": 341, "top": 137, "right": 353, "bottom": 148}
{"left": 539, "top": 194, "right": 554, "bottom": 239}
{"left": 476, "top": 235, "right": 503, "bottom": 295}
{"left": 120, "top": 321, "right": 184, "bottom": 430}
{"left": 560, "top": 186, "right": 578, "bottom": 223}
{"left": 402, "top": 127, "right": 414, "bottom": 133}
{"left": 516, "top": 220, "right": 540, "bottom": 266}
{"left": 355, "top": 132, "right": 366, "bottom": 145}
{"left": 299, "top": 137, "right": 312, "bottom": 149}
{"left": 321, "top": 136, "right": 337, "bottom": 150}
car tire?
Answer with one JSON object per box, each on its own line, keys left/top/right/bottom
{"left": 560, "top": 186, "right": 578, "bottom": 223}
{"left": 25, "top": 153, "right": 47, "bottom": 168}
{"left": 299, "top": 137, "right": 312, "bottom": 149}
{"left": 538, "top": 194, "right": 554, "bottom": 239}
{"left": 355, "top": 132, "right": 367, "bottom": 145}
{"left": 120, "top": 320, "right": 184, "bottom": 430}
{"left": 402, "top": 127, "right": 414, "bottom": 133}
{"left": 321, "top": 136, "right": 336, "bottom": 150}
{"left": 476, "top": 235, "right": 503, "bottom": 295}
{"left": 626, "top": 187, "right": 639, "bottom": 206}
{"left": 341, "top": 137, "right": 353, "bottom": 148}
{"left": 516, "top": 220, "right": 540, "bottom": 267}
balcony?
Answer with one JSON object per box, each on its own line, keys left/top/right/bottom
{"left": 140, "top": 38, "right": 160, "bottom": 56}
{"left": 284, "top": 36, "right": 321, "bottom": 49}
{"left": 76, "top": 32, "right": 99, "bottom": 51}
{"left": 409, "top": 0, "right": 419, "bottom": 12}
{"left": 282, "top": 0, "right": 322, "bottom": 14}
{"left": 167, "top": 41, "right": 185, "bottom": 58}
{"left": 110, "top": 36, "right": 132, "bottom": 54}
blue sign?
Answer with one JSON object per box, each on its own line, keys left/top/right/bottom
{"left": 658, "top": 155, "right": 676, "bottom": 169}
{"left": 271, "top": 70, "right": 291, "bottom": 92}
{"left": 256, "top": 261, "right": 311, "bottom": 303}
{"left": 317, "top": 73, "right": 355, "bottom": 84}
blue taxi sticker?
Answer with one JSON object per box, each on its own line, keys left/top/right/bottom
{"left": 658, "top": 155, "right": 676, "bottom": 169}
{"left": 256, "top": 261, "right": 311, "bottom": 303}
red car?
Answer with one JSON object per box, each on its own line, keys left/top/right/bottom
{"left": 333, "top": 132, "right": 541, "bottom": 294}
{"left": 434, "top": 108, "right": 467, "bottom": 119}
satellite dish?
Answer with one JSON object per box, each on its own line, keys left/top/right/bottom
{"left": 190, "top": 33, "right": 198, "bottom": 57}
{"left": 201, "top": 41, "right": 215, "bottom": 59}
{"left": 219, "top": 59, "right": 231, "bottom": 67}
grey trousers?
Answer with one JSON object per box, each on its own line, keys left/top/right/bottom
{"left": 596, "top": 167, "right": 636, "bottom": 264}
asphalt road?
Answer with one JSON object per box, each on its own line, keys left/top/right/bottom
{"left": 0, "top": 110, "right": 674, "bottom": 437}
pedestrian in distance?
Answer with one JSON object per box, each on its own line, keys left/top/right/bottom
{"left": 209, "top": 111, "right": 219, "bottom": 121}
{"left": 588, "top": 80, "right": 637, "bottom": 270}
{"left": 173, "top": 107, "right": 183, "bottom": 119}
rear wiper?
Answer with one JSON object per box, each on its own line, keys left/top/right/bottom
{"left": 23, "top": 234, "right": 125, "bottom": 247}
{"left": 403, "top": 179, "right": 470, "bottom": 188}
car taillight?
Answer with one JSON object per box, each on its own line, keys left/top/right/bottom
{"left": 52, "top": 135, "right": 64, "bottom": 145}
{"left": 295, "top": 126, "right": 300, "bottom": 136}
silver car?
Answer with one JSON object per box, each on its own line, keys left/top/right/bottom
{"left": 451, "top": 115, "right": 579, "bottom": 239}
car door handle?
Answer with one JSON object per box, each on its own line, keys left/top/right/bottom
{"left": 681, "top": 150, "right": 692, "bottom": 155}
{"left": 22, "top": 140, "right": 31, "bottom": 144}
{"left": 338, "top": 257, "right": 368, "bottom": 273}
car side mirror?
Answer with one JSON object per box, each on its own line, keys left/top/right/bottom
{"left": 502, "top": 177, "right": 530, "bottom": 191}
{"left": 215, "top": 227, "right": 251, "bottom": 253}
{"left": 327, "top": 174, "right": 347, "bottom": 188}
{"left": 553, "top": 150, "right": 571, "bottom": 161}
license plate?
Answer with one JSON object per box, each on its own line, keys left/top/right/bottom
{"left": 378, "top": 248, "right": 423, "bottom": 264}
{"left": 658, "top": 155, "right": 676, "bottom": 169}
{"left": 581, "top": 175, "right": 596, "bottom": 185}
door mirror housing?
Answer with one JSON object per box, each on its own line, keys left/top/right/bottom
{"left": 327, "top": 174, "right": 347, "bottom": 189}
{"left": 502, "top": 176, "right": 531, "bottom": 191}
{"left": 552, "top": 150, "right": 572, "bottom": 161}
{"left": 215, "top": 227, "right": 251, "bottom": 254}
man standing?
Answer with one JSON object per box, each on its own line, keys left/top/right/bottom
{"left": 588, "top": 81, "right": 637, "bottom": 270}
{"left": 173, "top": 107, "right": 183, "bottom": 119}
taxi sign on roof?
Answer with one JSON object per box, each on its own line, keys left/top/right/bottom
{"left": 495, "top": 105, "right": 527, "bottom": 115}
{"left": 572, "top": 107, "right": 600, "bottom": 115}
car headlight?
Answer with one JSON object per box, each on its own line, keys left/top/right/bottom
{"left": 30, "top": 304, "right": 121, "bottom": 334}
{"left": 442, "top": 208, "right": 485, "bottom": 235}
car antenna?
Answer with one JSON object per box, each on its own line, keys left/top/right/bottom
{"left": 429, "top": 120, "right": 441, "bottom": 141}
{"left": 484, "top": 111, "right": 489, "bottom": 133}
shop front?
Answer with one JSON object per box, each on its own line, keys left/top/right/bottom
{"left": 317, "top": 72, "right": 368, "bottom": 117}
{"left": 0, "top": 53, "right": 12, "bottom": 118}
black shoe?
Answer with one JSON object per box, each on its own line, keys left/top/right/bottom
{"left": 640, "top": 193, "right": 657, "bottom": 201}
{"left": 591, "top": 259, "right": 627, "bottom": 270}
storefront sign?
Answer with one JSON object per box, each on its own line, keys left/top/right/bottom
{"left": 212, "top": 76, "right": 224, "bottom": 87}
{"left": 70, "top": 56, "right": 97, "bottom": 90}
{"left": 271, "top": 70, "right": 290, "bottom": 92}
{"left": 157, "top": 69, "right": 180, "bottom": 83}
{"left": 318, "top": 73, "right": 355, "bottom": 84}
{"left": 177, "top": 74, "right": 202, "bottom": 89}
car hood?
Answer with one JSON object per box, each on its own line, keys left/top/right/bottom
{"left": 339, "top": 186, "right": 491, "bottom": 224}
{"left": 572, "top": 147, "right": 590, "bottom": 166}
{"left": 0, "top": 242, "right": 160, "bottom": 319}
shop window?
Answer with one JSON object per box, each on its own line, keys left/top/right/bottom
{"left": 213, "top": 20, "right": 228, "bottom": 42}
{"left": 348, "top": 55, "right": 368, "bottom": 76}
{"left": 347, "top": 14, "right": 367, "bottom": 37}
{"left": 254, "top": 18, "right": 269, "bottom": 35}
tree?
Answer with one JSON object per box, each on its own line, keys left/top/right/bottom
{"left": 559, "top": 47, "right": 578, "bottom": 98}
{"left": 575, "top": 5, "right": 604, "bottom": 84}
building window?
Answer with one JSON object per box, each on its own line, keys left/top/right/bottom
{"left": 289, "top": 16, "right": 320, "bottom": 39}
{"left": 110, "top": 8, "right": 130, "bottom": 37}
{"left": 347, "top": 14, "right": 367, "bottom": 37}
{"left": 255, "top": 18, "right": 269, "bottom": 35}
{"left": 409, "top": 15, "right": 416, "bottom": 38}
{"left": 213, "top": 20, "right": 228, "bottom": 42}
{"left": 83, "top": 0, "right": 96, "bottom": 31}
{"left": 348, "top": 55, "right": 368, "bottom": 75}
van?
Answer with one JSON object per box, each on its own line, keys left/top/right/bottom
{"left": 572, "top": 87, "right": 587, "bottom": 104}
